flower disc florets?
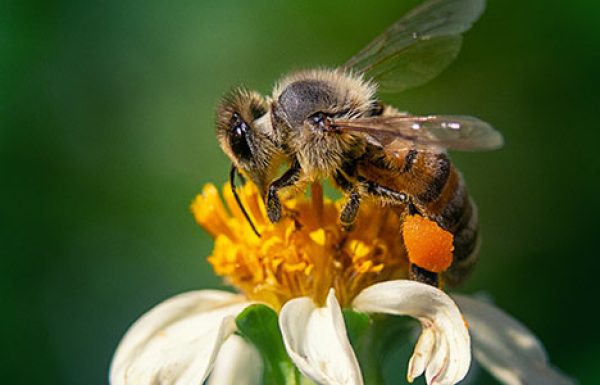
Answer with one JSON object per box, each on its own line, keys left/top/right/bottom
{"left": 192, "top": 183, "right": 409, "bottom": 310}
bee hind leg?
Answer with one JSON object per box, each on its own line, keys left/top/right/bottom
{"left": 409, "top": 264, "right": 440, "bottom": 287}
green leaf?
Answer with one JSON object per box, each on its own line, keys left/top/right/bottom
{"left": 343, "top": 310, "right": 417, "bottom": 385}
{"left": 343, "top": 308, "right": 371, "bottom": 339}
{"left": 236, "top": 304, "right": 308, "bottom": 385}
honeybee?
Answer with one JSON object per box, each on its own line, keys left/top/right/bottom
{"left": 215, "top": 0, "right": 503, "bottom": 286}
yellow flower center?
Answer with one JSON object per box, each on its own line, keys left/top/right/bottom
{"left": 191, "top": 182, "right": 409, "bottom": 310}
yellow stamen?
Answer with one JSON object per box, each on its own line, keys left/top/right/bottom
{"left": 191, "top": 182, "right": 410, "bottom": 310}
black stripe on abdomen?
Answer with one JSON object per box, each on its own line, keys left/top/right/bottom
{"left": 440, "top": 180, "right": 478, "bottom": 262}
{"left": 443, "top": 197, "right": 479, "bottom": 287}
{"left": 417, "top": 153, "right": 451, "bottom": 203}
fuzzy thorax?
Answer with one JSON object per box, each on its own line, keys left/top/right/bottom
{"left": 272, "top": 68, "right": 376, "bottom": 177}
{"left": 293, "top": 129, "right": 364, "bottom": 180}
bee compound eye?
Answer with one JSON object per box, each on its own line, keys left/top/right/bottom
{"left": 229, "top": 113, "right": 253, "bottom": 161}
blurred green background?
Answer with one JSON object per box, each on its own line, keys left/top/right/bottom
{"left": 2, "top": 0, "right": 599, "bottom": 384}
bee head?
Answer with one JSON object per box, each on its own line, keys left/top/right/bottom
{"left": 216, "top": 87, "right": 280, "bottom": 193}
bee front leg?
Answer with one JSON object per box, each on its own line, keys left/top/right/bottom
{"left": 340, "top": 191, "right": 361, "bottom": 230}
{"left": 266, "top": 159, "right": 301, "bottom": 223}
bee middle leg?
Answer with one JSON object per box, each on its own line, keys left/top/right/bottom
{"left": 334, "top": 171, "right": 416, "bottom": 230}
{"left": 333, "top": 171, "right": 362, "bottom": 230}
{"left": 266, "top": 159, "right": 301, "bottom": 223}
{"left": 357, "top": 176, "right": 409, "bottom": 205}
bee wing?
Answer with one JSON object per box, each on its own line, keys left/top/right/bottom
{"left": 342, "top": 0, "right": 485, "bottom": 93}
{"left": 331, "top": 115, "right": 503, "bottom": 151}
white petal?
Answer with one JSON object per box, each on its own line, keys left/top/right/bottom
{"left": 453, "top": 295, "right": 576, "bottom": 385}
{"left": 408, "top": 327, "right": 435, "bottom": 380}
{"left": 279, "top": 289, "right": 363, "bottom": 385}
{"left": 110, "top": 290, "right": 252, "bottom": 385}
{"left": 352, "top": 280, "right": 470, "bottom": 385}
{"left": 207, "top": 334, "right": 263, "bottom": 385}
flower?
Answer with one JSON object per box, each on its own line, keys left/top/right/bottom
{"left": 110, "top": 183, "right": 575, "bottom": 385}
{"left": 193, "top": 183, "right": 409, "bottom": 311}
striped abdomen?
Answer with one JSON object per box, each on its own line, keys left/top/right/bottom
{"left": 357, "top": 147, "right": 479, "bottom": 286}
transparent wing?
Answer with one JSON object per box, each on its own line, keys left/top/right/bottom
{"left": 342, "top": 0, "right": 486, "bottom": 93}
{"left": 331, "top": 114, "right": 503, "bottom": 151}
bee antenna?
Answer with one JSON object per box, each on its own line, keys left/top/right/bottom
{"left": 229, "top": 164, "right": 261, "bottom": 238}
